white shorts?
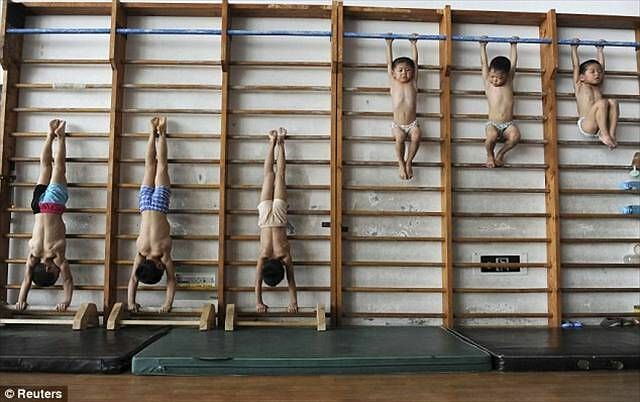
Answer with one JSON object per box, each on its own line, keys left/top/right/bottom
{"left": 257, "top": 199, "right": 288, "bottom": 228}
{"left": 391, "top": 120, "right": 419, "bottom": 135}
{"left": 578, "top": 117, "right": 598, "bottom": 137}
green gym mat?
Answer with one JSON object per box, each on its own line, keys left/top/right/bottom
{"left": 132, "top": 326, "right": 491, "bottom": 375}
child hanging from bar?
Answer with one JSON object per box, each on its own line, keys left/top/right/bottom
{"left": 480, "top": 36, "right": 521, "bottom": 168}
{"left": 128, "top": 117, "right": 176, "bottom": 313}
{"left": 16, "top": 119, "right": 73, "bottom": 312}
{"left": 386, "top": 34, "right": 421, "bottom": 180}
{"left": 571, "top": 39, "right": 618, "bottom": 149}
{"left": 255, "top": 127, "right": 298, "bottom": 313}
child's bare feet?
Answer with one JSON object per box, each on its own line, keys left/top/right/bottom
{"left": 48, "top": 119, "right": 61, "bottom": 136}
{"left": 398, "top": 161, "right": 408, "bottom": 180}
{"left": 54, "top": 120, "right": 66, "bottom": 138}
{"left": 256, "top": 302, "right": 268, "bottom": 313}
{"left": 486, "top": 155, "right": 496, "bottom": 168}
{"left": 150, "top": 117, "right": 160, "bottom": 136}
{"left": 267, "top": 129, "right": 277, "bottom": 143}
{"left": 494, "top": 155, "right": 505, "bottom": 167}
{"left": 287, "top": 301, "right": 298, "bottom": 313}
{"left": 405, "top": 160, "right": 414, "bottom": 179}
{"left": 157, "top": 117, "right": 167, "bottom": 136}
{"left": 598, "top": 133, "right": 617, "bottom": 149}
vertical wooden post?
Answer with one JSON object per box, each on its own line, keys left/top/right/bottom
{"left": 0, "top": 1, "right": 25, "bottom": 304}
{"left": 439, "top": 5, "right": 454, "bottom": 328}
{"left": 218, "top": 0, "right": 231, "bottom": 323}
{"left": 540, "top": 9, "right": 561, "bottom": 328}
{"left": 330, "top": 0, "right": 344, "bottom": 327}
{"left": 104, "top": 0, "right": 127, "bottom": 315}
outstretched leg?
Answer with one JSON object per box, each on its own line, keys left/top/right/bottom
{"left": 50, "top": 120, "right": 67, "bottom": 185}
{"left": 260, "top": 130, "right": 277, "bottom": 202}
{"left": 36, "top": 120, "right": 57, "bottom": 185}
{"left": 484, "top": 124, "right": 499, "bottom": 168}
{"left": 274, "top": 127, "right": 287, "bottom": 202}
{"left": 154, "top": 117, "right": 170, "bottom": 187}
{"left": 405, "top": 125, "right": 421, "bottom": 179}
{"left": 495, "top": 125, "right": 521, "bottom": 167}
{"left": 393, "top": 126, "right": 408, "bottom": 180}
{"left": 607, "top": 99, "right": 619, "bottom": 145}
{"left": 142, "top": 118, "right": 158, "bottom": 187}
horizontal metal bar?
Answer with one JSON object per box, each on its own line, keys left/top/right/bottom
{"left": 118, "top": 28, "right": 221, "bottom": 35}
{"left": 228, "top": 29, "right": 330, "bottom": 37}
{"left": 6, "top": 28, "right": 110, "bottom": 34}
{"left": 343, "top": 32, "right": 444, "bottom": 40}
{"left": 451, "top": 35, "right": 551, "bottom": 44}
{"left": 557, "top": 39, "right": 640, "bottom": 48}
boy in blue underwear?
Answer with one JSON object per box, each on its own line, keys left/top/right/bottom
{"left": 480, "top": 37, "right": 521, "bottom": 168}
{"left": 128, "top": 117, "right": 176, "bottom": 313}
{"left": 255, "top": 128, "right": 298, "bottom": 313}
{"left": 16, "top": 119, "right": 73, "bottom": 312}
{"left": 386, "top": 35, "right": 421, "bottom": 180}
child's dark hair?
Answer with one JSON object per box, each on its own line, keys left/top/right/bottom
{"left": 579, "top": 59, "right": 602, "bottom": 75}
{"left": 32, "top": 263, "right": 59, "bottom": 287}
{"left": 392, "top": 57, "right": 415, "bottom": 70}
{"left": 489, "top": 56, "right": 511, "bottom": 73}
{"left": 263, "top": 259, "right": 285, "bottom": 287}
{"left": 135, "top": 259, "right": 164, "bottom": 285}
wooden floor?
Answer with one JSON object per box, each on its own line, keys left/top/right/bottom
{"left": 1, "top": 371, "right": 638, "bottom": 402}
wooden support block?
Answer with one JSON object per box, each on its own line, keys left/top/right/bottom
{"left": 225, "top": 303, "right": 236, "bottom": 331}
{"left": 72, "top": 303, "right": 99, "bottom": 330}
{"left": 106, "top": 302, "right": 126, "bottom": 330}
{"left": 316, "top": 303, "right": 326, "bottom": 331}
{"left": 199, "top": 303, "right": 216, "bottom": 331}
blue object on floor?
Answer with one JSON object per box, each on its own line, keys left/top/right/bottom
{"left": 621, "top": 205, "right": 640, "bottom": 215}
{"left": 620, "top": 181, "right": 640, "bottom": 190}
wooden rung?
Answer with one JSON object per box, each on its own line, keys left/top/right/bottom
{"left": 451, "top": 89, "right": 543, "bottom": 97}
{"left": 342, "top": 63, "right": 440, "bottom": 71}
{"left": 8, "top": 207, "right": 106, "bottom": 214}
{"left": 454, "top": 313, "right": 550, "bottom": 318}
{"left": 343, "top": 136, "right": 442, "bottom": 143}
{"left": 343, "top": 261, "right": 444, "bottom": 267}
{"left": 121, "top": 132, "right": 221, "bottom": 139}
{"left": 224, "top": 304, "right": 326, "bottom": 331}
{"left": 454, "top": 237, "right": 549, "bottom": 243}
{"left": 343, "top": 312, "right": 444, "bottom": 319}
{"left": 229, "top": 159, "right": 329, "bottom": 165}
{"left": 116, "top": 234, "right": 219, "bottom": 241}
{"left": 561, "top": 213, "right": 639, "bottom": 219}
{"left": 0, "top": 303, "right": 98, "bottom": 330}
{"left": 229, "top": 134, "right": 329, "bottom": 141}
{"left": 108, "top": 302, "right": 216, "bottom": 331}
{"left": 230, "top": 109, "right": 330, "bottom": 116}
{"left": 123, "top": 84, "right": 222, "bottom": 90}
{"left": 11, "top": 182, "right": 106, "bottom": 188}
{"left": 452, "top": 138, "right": 546, "bottom": 145}
{"left": 5, "top": 233, "right": 105, "bottom": 239}
{"left": 121, "top": 108, "right": 221, "bottom": 114}
{"left": 556, "top": 68, "right": 639, "bottom": 77}
{"left": 11, "top": 131, "right": 109, "bottom": 138}
{"left": 344, "top": 86, "right": 440, "bottom": 95}
{"left": 343, "top": 236, "right": 443, "bottom": 242}
{"left": 6, "top": 258, "right": 104, "bottom": 265}
{"left": 126, "top": 59, "right": 221, "bottom": 66}
{"left": 231, "top": 85, "right": 330, "bottom": 92}
{"left": 229, "top": 184, "right": 329, "bottom": 191}
{"left": 452, "top": 163, "right": 548, "bottom": 170}
{"left": 555, "top": 93, "right": 640, "bottom": 100}
{"left": 344, "top": 161, "right": 442, "bottom": 167}
{"left": 13, "top": 107, "right": 110, "bottom": 113}
{"left": 452, "top": 113, "right": 544, "bottom": 121}
{"left": 559, "top": 164, "right": 630, "bottom": 171}
{"left": 228, "top": 235, "right": 328, "bottom": 241}
{"left": 343, "top": 111, "right": 441, "bottom": 118}
{"left": 561, "top": 288, "right": 640, "bottom": 293}
{"left": 561, "top": 189, "right": 639, "bottom": 195}
{"left": 343, "top": 185, "right": 443, "bottom": 192}
{"left": 231, "top": 61, "right": 330, "bottom": 68}
{"left": 22, "top": 59, "right": 111, "bottom": 65}
{"left": 119, "top": 183, "right": 219, "bottom": 189}
{"left": 118, "top": 208, "right": 219, "bottom": 215}
{"left": 562, "top": 263, "right": 639, "bottom": 268}
{"left": 115, "top": 259, "right": 217, "bottom": 266}
{"left": 227, "top": 209, "right": 329, "bottom": 216}
{"left": 343, "top": 210, "right": 442, "bottom": 217}
{"left": 11, "top": 157, "right": 108, "bottom": 163}
{"left": 562, "top": 312, "right": 640, "bottom": 318}
{"left": 226, "top": 260, "right": 329, "bottom": 267}
{"left": 454, "top": 187, "right": 548, "bottom": 193}
{"left": 450, "top": 66, "right": 542, "bottom": 74}
{"left": 453, "top": 288, "right": 549, "bottom": 294}
{"left": 15, "top": 83, "right": 112, "bottom": 90}
{"left": 119, "top": 158, "right": 220, "bottom": 164}
{"left": 561, "top": 238, "right": 639, "bottom": 243}
{"left": 343, "top": 287, "right": 443, "bottom": 293}
{"left": 3, "top": 285, "right": 104, "bottom": 291}
{"left": 557, "top": 116, "right": 640, "bottom": 123}
{"left": 453, "top": 213, "right": 548, "bottom": 218}
{"left": 225, "top": 286, "right": 329, "bottom": 292}
{"left": 454, "top": 262, "right": 548, "bottom": 268}
{"left": 557, "top": 140, "right": 640, "bottom": 147}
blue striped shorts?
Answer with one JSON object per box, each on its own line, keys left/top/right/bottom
{"left": 139, "top": 185, "right": 171, "bottom": 213}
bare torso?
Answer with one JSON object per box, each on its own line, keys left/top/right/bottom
{"left": 390, "top": 81, "right": 417, "bottom": 125}
{"left": 137, "top": 211, "right": 172, "bottom": 258}
{"left": 29, "top": 214, "right": 66, "bottom": 259}
{"left": 574, "top": 82, "right": 602, "bottom": 117}
{"left": 485, "top": 82, "right": 514, "bottom": 122}
{"left": 259, "top": 227, "right": 290, "bottom": 260}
